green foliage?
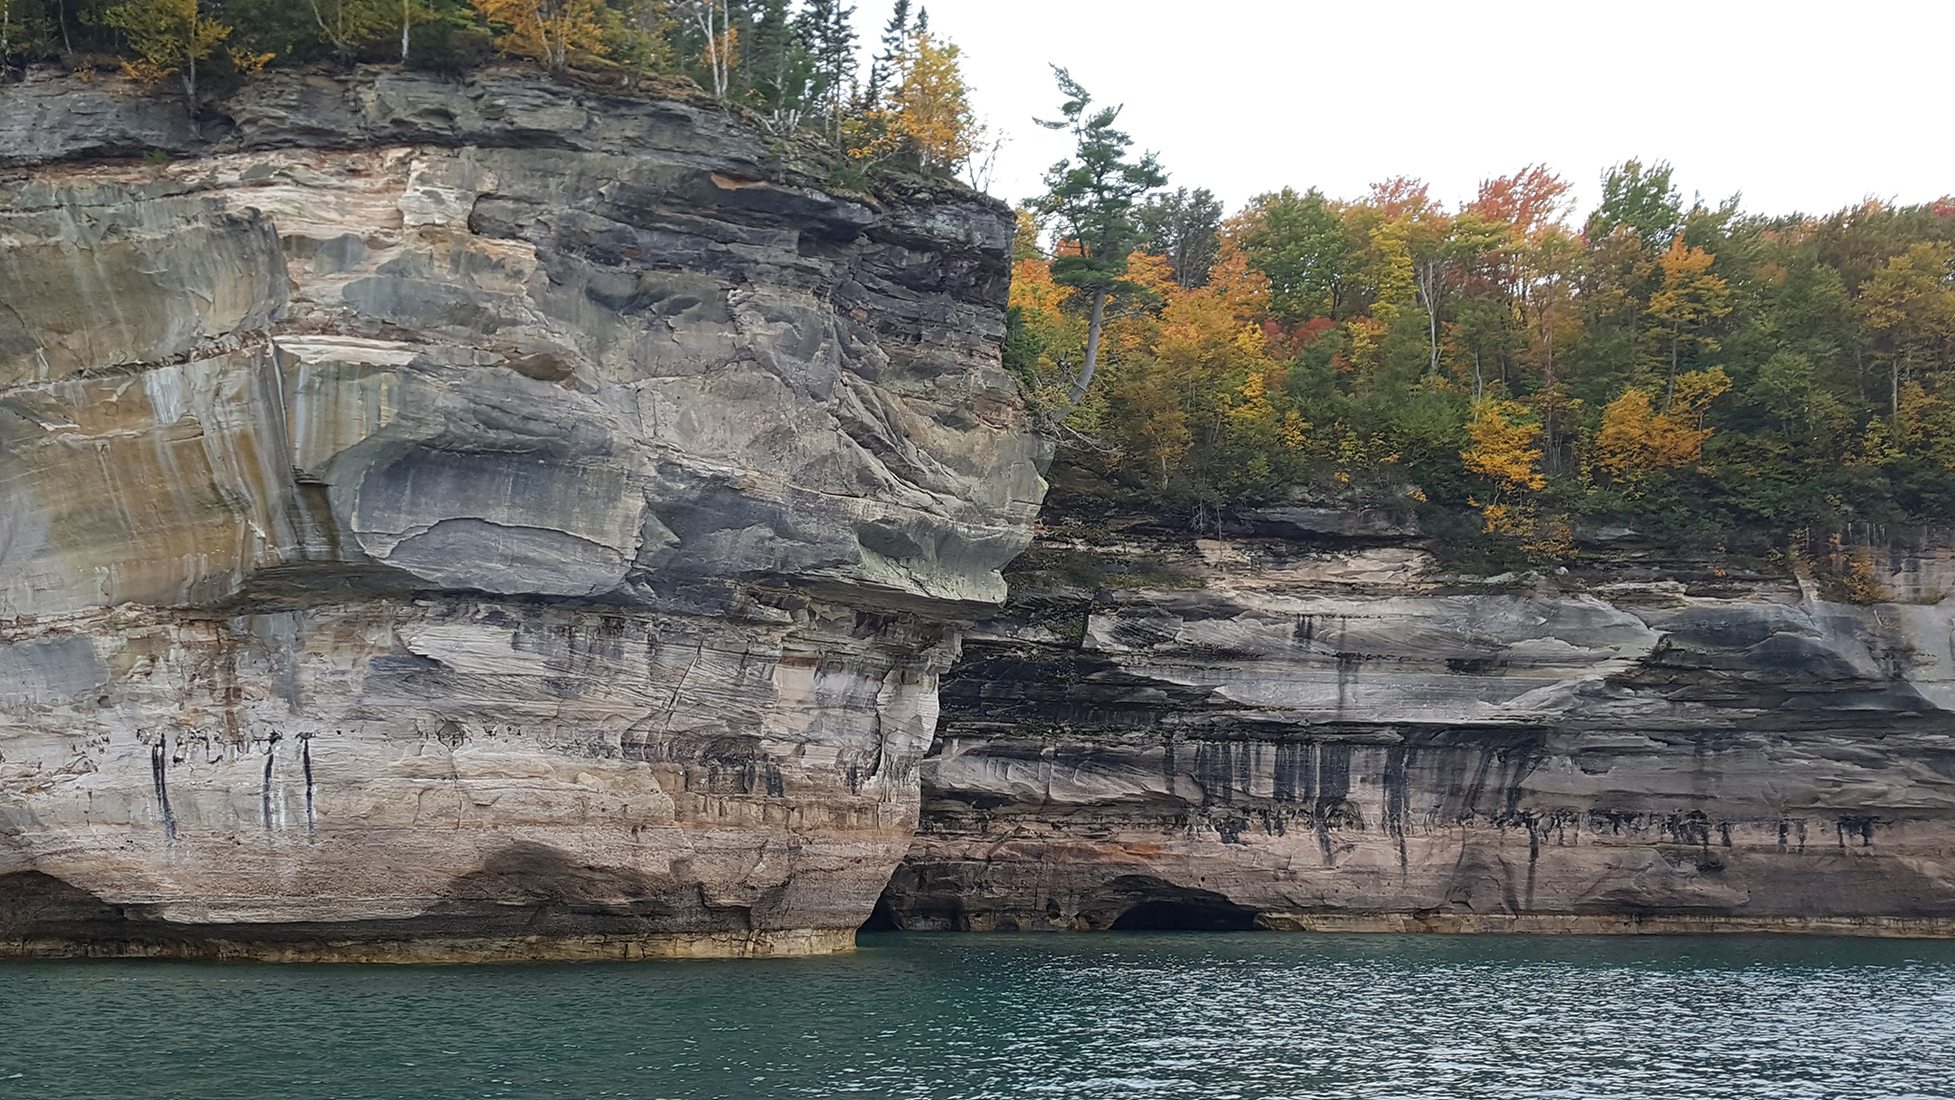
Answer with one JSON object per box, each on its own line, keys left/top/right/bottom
{"left": 1137, "top": 186, "right": 1222, "bottom": 289}
{"left": 1234, "top": 188, "right": 1356, "bottom": 323}
{"left": 1032, "top": 65, "right": 1167, "bottom": 293}
{"left": 1587, "top": 159, "right": 1683, "bottom": 247}
{"left": 1012, "top": 149, "right": 1955, "bottom": 562}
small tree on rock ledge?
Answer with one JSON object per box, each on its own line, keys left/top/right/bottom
{"left": 1032, "top": 65, "right": 1165, "bottom": 409}
{"left": 469, "top": 0, "right": 607, "bottom": 73}
{"left": 106, "top": 0, "right": 254, "bottom": 112}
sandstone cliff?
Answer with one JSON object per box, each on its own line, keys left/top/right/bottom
{"left": 883, "top": 494, "right": 1955, "bottom": 935}
{"left": 0, "top": 67, "right": 1043, "bottom": 959}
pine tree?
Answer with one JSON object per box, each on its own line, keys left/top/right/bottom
{"left": 793, "top": 0, "right": 853, "bottom": 137}
{"left": 1033, "top": 66, "right": 1166, "bottom": 407}
{"left": 742, "top": 0, "right": 815, "bottom": 123}
{"left": 859, "top": 0, "right": 906, "bottom": 109}
{"left": 1137, "top": 187, "right": 1224, "bottom": 289}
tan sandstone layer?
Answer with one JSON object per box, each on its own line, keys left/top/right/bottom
{"left": 884, "top": 500, "right": 1955, "bottom": 936}
{"left": 0, "top": 67, "right": 1044, "bottom": 959}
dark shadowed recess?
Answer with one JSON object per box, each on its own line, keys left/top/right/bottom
{"left": 864, "top": 872, "right": 1264, "bottom": 933}
{"left": 1108, "top": 897, "right": 1259, "bottom": 932}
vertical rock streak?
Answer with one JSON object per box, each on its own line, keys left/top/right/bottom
{"left": 889, "top": 517, "right": 1955, "bottom": 935}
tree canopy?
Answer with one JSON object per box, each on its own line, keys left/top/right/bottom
{"left": 1010, "top": 154, "right": 1955, "bottom": 566}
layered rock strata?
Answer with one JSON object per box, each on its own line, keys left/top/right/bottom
{"left": 0, "top": 67, "right": 1042, "bottom": 960}
{"left": 885, "top": 503, "right": 1955, "bottom": 935}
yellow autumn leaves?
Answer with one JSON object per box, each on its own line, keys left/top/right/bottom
{"left": 104, "top": 0, "right": 266, "bottom": 104}
{"left": 839, "top": 26, "right": 983, "bottom": 172}
{"left": 1593, "top": 369, "right": 1731, "bottom": 482}
{"left": 1458, "top": 365, "right": 1730, "bottom": 538}
{"left": 469, "top": 0, "right": 607, "bottom": 71}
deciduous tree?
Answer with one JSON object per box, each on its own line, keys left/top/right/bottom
{"left": 889, "top": 26, "right": 979, "bottom": 172}
{"left": 1860, "top": 242, "right": 1955, "bottom": 421}
{"left": 105, "top": 0, "right": 238, "bottom": 109}
{"left": 1588, "top": 159, "right": 1682, "bottom": 247}
{"left": 469, "top": 0, "right": 605, "bottom": 71}
{"left": 1234, "top": 187, "right": 1356, "bottom": 322}
{"left": 1593, "top": 368, "right": 1731, "bottom": 483}
{"left": 1648, "top": 236, "right": 1732, "bottom": 397}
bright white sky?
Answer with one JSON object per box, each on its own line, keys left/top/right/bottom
{"left": 854, "top": 0, "right": 1953, "bottom": 222}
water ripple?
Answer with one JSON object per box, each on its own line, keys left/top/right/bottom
{"left": 1, "top": 934, "right": 1952, "bottom": 1099}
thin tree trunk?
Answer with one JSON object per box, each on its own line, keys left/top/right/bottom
{"left": 1415, "top": 262, "right": 1441, "bottom": 376}
{"left": 687, "top": 1, "right": 730, "bottom": 100}
{"left": 401, "top": 0, "right": 411, "bottom": 63}
{"left": 1428, "top": 301, "right": 1441, "bottom": 375}
{"left": 1628, "top": 304, "right": 1638, "bottom": 370}
{"left": 1666, "top": 322, "right": 1679, "bottom": 404}
{"left": 1067, "top": 286, "right": 1109, "bottom": 407}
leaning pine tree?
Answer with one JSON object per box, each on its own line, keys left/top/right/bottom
{"left": 1033, "top": 65, "right": 1165, "bottom": 408}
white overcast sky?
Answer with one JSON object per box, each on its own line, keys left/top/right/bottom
{"left": 855, "top": 0, "right": 1953, "bottom": 221}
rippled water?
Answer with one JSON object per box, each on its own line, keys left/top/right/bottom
{"left": 4, "top": 934, "right": 1954, "bottom": 1099}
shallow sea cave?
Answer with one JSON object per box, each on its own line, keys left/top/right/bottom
{"left": 1109, "top": 897, "right": 1261, "bottom": 932}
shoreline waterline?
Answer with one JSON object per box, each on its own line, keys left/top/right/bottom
{"left": 12, "top": 910, "right": 1955, "bottom": 966}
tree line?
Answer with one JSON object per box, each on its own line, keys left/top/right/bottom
{"left": 1015, "top": 71, "right": 1955, "bottom": 572}
{"left": 0, "top": 0, "right": 987, "bottom": 182}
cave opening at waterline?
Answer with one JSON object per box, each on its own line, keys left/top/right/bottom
{"left": 1109, "top": 898, "right": 1261, "bottom": 932}
{"left": 858, "top": 893, "right": 901, "bottom": 934}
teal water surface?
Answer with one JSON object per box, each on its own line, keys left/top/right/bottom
{"left": 3, "top": 933, "right": 1954, "bottom": 1099}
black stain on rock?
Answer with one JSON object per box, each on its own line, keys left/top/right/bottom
{"left": 149, "top": 737, "right": 177, "bottom": 846}
{"left": 1837, "top": 816, "right": 1877, "bottom": 848}
{"left": 300, "top": 734, "right": 316, "bottom": 837}
{"left": 261, "top": 743, "right": 276, "bottom": 832}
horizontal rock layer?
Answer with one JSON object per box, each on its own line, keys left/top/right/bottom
{"left": 885, "top": 510, "right": 1955, "bottom": 935}
{"left": 0, "top": 67, "right": 1043, "bottom": 958}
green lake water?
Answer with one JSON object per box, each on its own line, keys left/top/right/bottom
{"left": 3, "top": 933, "right": 1953, "bottom": 1099}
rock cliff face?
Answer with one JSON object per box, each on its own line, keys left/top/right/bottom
{"left": 884, "top": 500, "right": 1955, "bottom": 935}
{"left": 9, "top": 70, "right": 1952, "bottom": 957}
{"left": 0, "top": 68, "right": 1043, "bottom": 959}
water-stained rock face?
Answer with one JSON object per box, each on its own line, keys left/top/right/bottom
{"left": 0, "top": 67, "right": 1044, "bottom": 959}
{"left": 885, "top": 506, "right": 1955, "bottom": 935}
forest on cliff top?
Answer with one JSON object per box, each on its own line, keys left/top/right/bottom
{"left": 1013, "top": 165, "right": 1955, "bottom": 576}
{"left": 5, "top": 0, "right": 1955, "bottom": 577}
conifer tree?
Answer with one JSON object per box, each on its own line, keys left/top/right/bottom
{"left": 793, "top": 0, "right": 853, "bottom": 137}
{"left": 1033, "top": 66, "right": 1166, "bottom": 407}
{"left": 743, "top": 0, "right": 815, "bottom": 124}
{"left": 859, "top": 0, "right": 906, "bottom": 109}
